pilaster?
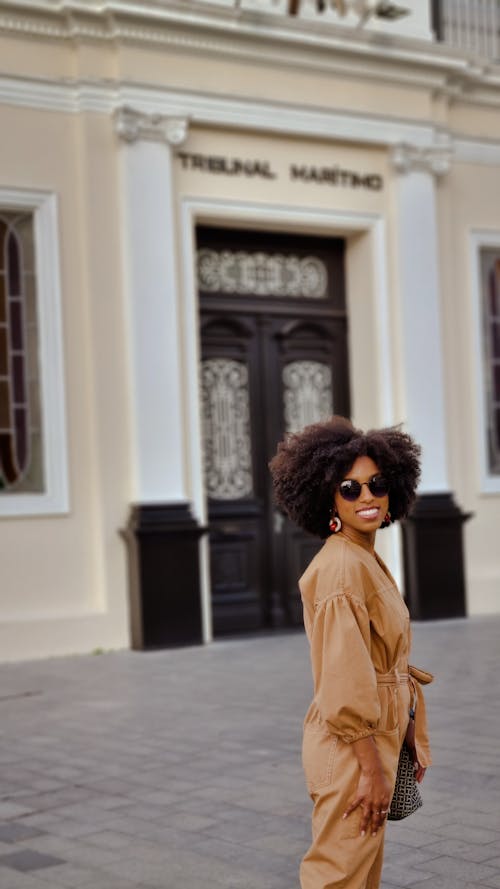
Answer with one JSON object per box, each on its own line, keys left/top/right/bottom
{"left": 391, "top": 140, "right": 471, "bottom": 619}
{"left": 391, "top": 140, "right": 452, "bottom": 493}
{"left": 115, "top": 106, "right": 189, "bottom": 502}
{"left": 116, "top": 106, "right": 207, "bottom": 647}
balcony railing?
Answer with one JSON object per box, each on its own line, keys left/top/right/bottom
{"left": 433, "top": 0, "right": 500, "bottom": 61}
{"left": 191, "top": 0, "right": 500, "bottom": 61}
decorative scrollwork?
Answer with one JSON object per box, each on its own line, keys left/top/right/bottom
{"left": 201, "top": 358, "right": 253, "bottom": 499}
{"left": 114, "top": 106, "right": 189, "bottom": 147}
{"left": 197, "top": 249, "right": 327, "bottom": 298}
{"left": 283, "top": 360, "right": 333, "bottom": 434}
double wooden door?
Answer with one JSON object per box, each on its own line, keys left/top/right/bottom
{"left": 197, "top": 227, "right": 350, "bottom": 635}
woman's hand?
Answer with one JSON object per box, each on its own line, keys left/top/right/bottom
{"left": 343, "top": 736, "right": 392, "bottom": 836}
{"left": 343, "top": 768, "right": 392, "bottom": 836}
{"left": 405, "top": 717, "right": 426, "bottom": 784}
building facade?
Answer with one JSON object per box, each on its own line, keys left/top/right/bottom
{"left": 1, "top": 0, "right": 500, "bottom": 661}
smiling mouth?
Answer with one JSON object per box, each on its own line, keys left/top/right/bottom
{"left": 356, "top": 508, "right": 379, "bottom": 518}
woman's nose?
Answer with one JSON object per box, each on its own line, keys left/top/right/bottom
{"left": 359, "top": 483, "right": 374, "bottom": 502}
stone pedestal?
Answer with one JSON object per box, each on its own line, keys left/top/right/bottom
{"left": 401, "top": 494, "right": 472, "bottom": 620}
{"left": 124, "top": 503, "right": 207, "bottom": 648}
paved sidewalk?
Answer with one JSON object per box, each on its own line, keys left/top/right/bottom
{"left": 0, "top": 617, "right": 499, "bottom": 889}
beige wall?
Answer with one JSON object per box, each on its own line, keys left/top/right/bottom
{"left": 438, "top": 162, "right": 500, "bottom": 614}
{"left": 0, "top": 105, "right": 131, "bottom": 660}
{"left": 119, "top": 45, "right": 434, "bottom": 122}
{"left": 175, "top": 127, "right": 388, "bottom": 210}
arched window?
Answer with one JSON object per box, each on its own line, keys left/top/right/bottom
{"left": 479, "top": 248, "right": 500, "bottom": 476}
{"left": 0, "top": 212, "right": 43, "bottom": 492}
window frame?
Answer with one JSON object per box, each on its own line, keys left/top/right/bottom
{"left": 470, "top": 229, "right": 500, "bottom": 494}
{"left": 0, "top": 188, "right": 69, "bottom": 515}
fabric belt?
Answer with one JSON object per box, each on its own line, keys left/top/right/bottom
{"left": 376, "top": 670, "right": 409, "bottom": 686}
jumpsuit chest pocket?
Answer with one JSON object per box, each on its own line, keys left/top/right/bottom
{"left": 302, "top": 723, "right": 338, "bottom": 794}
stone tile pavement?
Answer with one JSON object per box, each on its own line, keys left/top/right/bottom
{"left": 0, "top": 616, "right": 499, "bottom": 888}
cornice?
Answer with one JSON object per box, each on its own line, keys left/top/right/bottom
{"left": 0, "top": 73, "right": 439, "bottom": 146}
{"left": 1, "top": 72, "right": 500, "bottom": 166}
{"left": 1, "top": 0, "right": 500, "bottom": 101}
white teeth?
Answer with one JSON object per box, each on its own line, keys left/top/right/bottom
{"left": 357, "top": 509, "right": 378, "bottom": 517}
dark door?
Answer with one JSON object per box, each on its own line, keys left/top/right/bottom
{"left": 197, "top": 227, "right": 350, "bottom": 635}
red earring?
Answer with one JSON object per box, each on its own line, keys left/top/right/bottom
{"left": 381, "top": 512, "right": 392, "bottom": 528}
{"left": 329, "top": 515, "right": 342, "bottom": 533}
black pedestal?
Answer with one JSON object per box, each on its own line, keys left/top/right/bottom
{"left": 401, "top": 493, "right": 472, "bottom": 620}
{"left": 123, "top": 502, "right": 207, "bottom": 649}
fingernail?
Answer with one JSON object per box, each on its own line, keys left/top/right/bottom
{"left": 361, "top": 830, "right": 366, "bottom": 837}
{"left": 372, "top": 831, "right": 377, "bottom": 837}
{"left": 342, "top": 813, "right": 347, "bottom": 819}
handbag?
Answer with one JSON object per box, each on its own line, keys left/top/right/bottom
{"left": 387, "top": 741, "right": 422, "bottom": 821}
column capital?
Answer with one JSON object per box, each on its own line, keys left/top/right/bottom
{"left": 114, "top": 106, "right": 189, "bottom": 148}
{"left": 391, "top": 141, "right": 453, "bottom": 177}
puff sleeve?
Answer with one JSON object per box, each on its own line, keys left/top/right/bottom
{"left": 310, "top": 593, "right": 380, "bottom": 743}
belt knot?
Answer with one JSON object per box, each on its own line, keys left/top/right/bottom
{"left": 376, "top": 669, "right": 409, "bottom": 686}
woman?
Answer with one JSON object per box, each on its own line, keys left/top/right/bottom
{"left": 269, "top": 416, "right": 432, "bottom": 889}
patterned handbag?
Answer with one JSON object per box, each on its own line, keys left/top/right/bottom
{"left": 387, "top": 742, "right": 423, "bottom": 821}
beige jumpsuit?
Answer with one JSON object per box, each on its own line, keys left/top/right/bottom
{"left": 299, "top": 533, "right": 432, "bottom": 889}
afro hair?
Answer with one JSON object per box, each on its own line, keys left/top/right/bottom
{"left": 269, "top": 415, "right": 421, "bottom": 539}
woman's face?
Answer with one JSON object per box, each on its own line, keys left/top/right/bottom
{"left": 334, "top": 455, "right": 389, "bottom": 535}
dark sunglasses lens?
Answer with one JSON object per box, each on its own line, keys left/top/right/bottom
{"left": 369, "top": 476, "right": 389, "bottom": 497}
{"left": 339, "top": 480, "right": 361, "bottom": 501}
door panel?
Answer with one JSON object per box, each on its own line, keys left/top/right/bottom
{"left": 209, "top": 512, "right": 264, "bottom": 634}
{"left": 200, "top": 314, "right": 268, "bottom": 634}
{"left": 265, "top": 315, "right": 350, "bottom": 626}
{"left": 198, "top": 228, "right": 349, "bottom": 636}
{"left": 201, "top": 357, "right": 254, "bottom": 501}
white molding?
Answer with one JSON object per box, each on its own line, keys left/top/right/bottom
{"left": 0, "top": 75, "right": 77, "bottom": 113}
{"left": 469, "top": 229, "right": 500, "bottom": 495}
{"left": 0, "top": 74, "right": 432, "bottom": 146}
{"left": 179, "top": 196, "right": 402, "bottom": 629}
{"left": 0, "top": 74, "right": 445, "bottom": 146}
{"left": 0, "top": 189, "right": 69, "bottom": 516}
{"left": 454, "top": 139, "right": 500, "bottom": 166}
{"left": 3, "top": 74, "right": 500, "bottom": 164}
{"left": 117, "top": 85, "right": 437, "bottom": 146}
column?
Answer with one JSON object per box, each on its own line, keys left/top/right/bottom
{"left": 392, "top": 142, "right": 471, "bottom": 619}
{"left": 116, "top": 106, "right": 206, "bottom": 648}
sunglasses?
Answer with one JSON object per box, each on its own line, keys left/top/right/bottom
{"left": 338, "top": 474, "right": 389, "bottom": 502}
